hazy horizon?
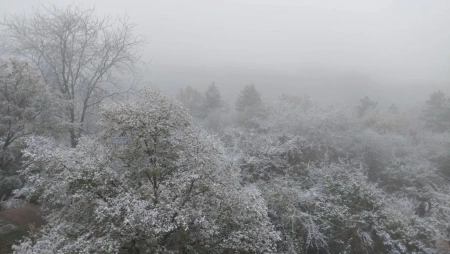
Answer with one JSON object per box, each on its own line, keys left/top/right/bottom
{"left": 2, "top": 0, "right": 449, "bottom": 106}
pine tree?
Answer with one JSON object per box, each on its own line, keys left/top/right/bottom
{"left": 234, "top": 84, "right": 267, "bottom": 128}
{"left": 176, "top": 86, "right": 204, "bottom": 117}
{"left": 355, "top": 96, "right": 378, "bottom": 118}
{"left": 388, "top": 103, "right": 399, "bottom": 114}
{"left": 422, "top": 91, "right": 450, "bottom": 133}
{"left": 200, "top": 82, "right": 223, "bottom": 118}
{"left": 235, "top": 84, "right": 262, "bottom": 112}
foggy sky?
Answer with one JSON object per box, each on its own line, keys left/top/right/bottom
{"left": 1, "top": 0, "right": 450, "bottom": 105}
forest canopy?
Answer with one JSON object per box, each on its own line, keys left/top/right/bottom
{"left": 0, "top": 3, "right": 450, "bottom": 254}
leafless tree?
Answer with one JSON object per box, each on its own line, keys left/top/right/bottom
{"left": 1, "top": 5, "right": 145, "bottom": 147}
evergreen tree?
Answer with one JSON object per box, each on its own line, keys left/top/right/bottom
{"left": 388, "top": 103, "right": 399, "bottom": 114}
{"left": 200, "top": 82, "right": 223, "bottom": 118}
{"left": 355, "top": 96, "right": 378, "bottom": 118}
{"left": 234, "top": 84, "right": 267, "bottom": 128}
{"left": 235, "top": 84, "right": 262, "bottom": 112}
{"left": 176, "top": 86, "right": 204, "bottom": 117}
{"left": 422, "top": 90, "right": 450, "bottom": 133}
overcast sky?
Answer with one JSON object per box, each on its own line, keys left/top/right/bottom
{"left": 1, "top": 0, "right": 450, "bottom": 105}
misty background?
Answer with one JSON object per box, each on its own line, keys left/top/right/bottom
{"left": 2, "top": 0, "right": 449, "bottom": 109}
{"left": 2, "top": 1, "right": 450, "bottom": 252}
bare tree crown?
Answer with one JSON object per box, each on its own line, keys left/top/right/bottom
{"left": 1, "top": 5, "right": 146, "bottom": 147}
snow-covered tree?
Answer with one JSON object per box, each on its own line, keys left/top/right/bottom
{"left": 11, "top": 89, "right": 279, "bottom": 253}
{"left": 388, "top": 103, "right": 399, "bottom": 114}
{"left": 176, "top": 86, "right": 204, "bottom": 117}
{"left": 234, "top": 84, "right": 268, "bottom": 129}
{"left": 0, "top": 59, "right": 56, "bottom": 200}
{"left": 235, "top": 84, "right": 263, "bottom": 112}
{"left": 1, "top": 4, "right": 145, "bottom": 147}
{"left": 200, "top": 82, "right": 224, "bottom": 118}
{"left": 355, "top": 96, "right": 378, "bottom": 118}
{"left": 259, "top": 160, "right": 442, "bottom": 253}
{"left": 422, "top": 91, "right": 450, "bottom": 133}
{"left": 220, "top": 93, "right": 450, "bottom": 253}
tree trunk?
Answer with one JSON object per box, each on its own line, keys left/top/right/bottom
{"left": 70, "top": 106, "right": 78, "bottom": 148}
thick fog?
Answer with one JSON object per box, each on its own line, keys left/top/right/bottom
{"left": 3, "top": 1, "right": 450, "bottom": 252}
{"left": 2, "top": 0, "right": 450, "bottom": 105}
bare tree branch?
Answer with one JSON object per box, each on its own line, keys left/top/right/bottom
{"left": 1, "top": 4, "right": 146, "bottom": 147}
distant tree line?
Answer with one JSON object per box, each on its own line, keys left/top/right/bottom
{"left": 1, "top": 3, "right": 450, "bottom": 254}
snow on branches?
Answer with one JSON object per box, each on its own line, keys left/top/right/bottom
{"left": 12, "top": 89, "right": 279, "bottom": 253}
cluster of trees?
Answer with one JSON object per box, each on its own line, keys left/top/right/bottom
{"left": 0, "top": 4, "right": 144, "bottom": 200}
{"left": 0, "top": 59, "right": 57, "bottom": 200}
{"left": 176, "top": 87, "right": 450, "bottom": 253}
{"left": 0, "top": 4, "right": 450, "bottom": 254}
{"left": 177, "top": 83, "right": 269, "bottom": 131}
{"left": 12, "top": 90, "right": 279, "bottom": 253}
{"left": 223, "top": 97, "right": 450, "bottom": 253}
{"left": 177, "top": 83, "right": 225, "bottom": 119}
